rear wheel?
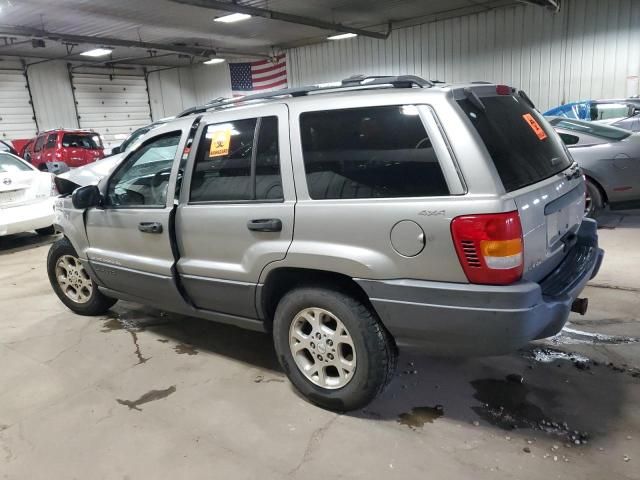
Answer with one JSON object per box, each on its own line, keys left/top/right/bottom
{"left": 585, "top": 179, "right": 604, "bottom": 219}
{"left": 273, "top": 286, "right": 397, "bottom": 411}
{"left": 36, "top": 225, "right": 56, "bottom": 236}
{"left": 47, "top": 237, "right": 117, "bottom": 315}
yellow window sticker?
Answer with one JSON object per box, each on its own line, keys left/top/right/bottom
{"left": 209, "top": 129, "right": 231, "bottom": 157}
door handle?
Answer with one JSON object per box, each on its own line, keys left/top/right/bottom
{"left": 138, "top": 222, "right": 163, "bottom": 234}
{"left": 247, "top": 218, "right": 282, "bottom": 232}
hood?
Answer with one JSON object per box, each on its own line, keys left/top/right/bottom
{"left": 55, "top": 153, "right": 125, "bottom": 194}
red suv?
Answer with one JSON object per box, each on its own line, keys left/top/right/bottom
{"left": 22, "top": 129, "right": 105, "bottom": 170}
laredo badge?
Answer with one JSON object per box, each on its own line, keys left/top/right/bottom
{"left": 209, "top": 129, "right": 231, "bottom": 157}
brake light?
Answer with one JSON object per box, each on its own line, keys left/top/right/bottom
{"left": 451, "top": 211, "right": 523, "bottom": 285}
{"left": 496, "top": 84, "right": 512, "bottom": 95}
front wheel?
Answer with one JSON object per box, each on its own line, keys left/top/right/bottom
{"left": 47, "top": 237, "right": 117, "bottom": 315}
{"left": 273, "top": 287, "right": 397, "bottom": 411}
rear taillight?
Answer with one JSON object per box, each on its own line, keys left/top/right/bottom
{"left": 451, "top": 211, "right": 523, "bottom": 285}
{"left": 50, "top": 175, "right": 58, "bottom": 196}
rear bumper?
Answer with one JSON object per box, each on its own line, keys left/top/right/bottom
{"left": 0, "top": 198, "right": 55, "bottom": 236}
{"left": 356, "top": 218, "right": 604, "bottom": 356}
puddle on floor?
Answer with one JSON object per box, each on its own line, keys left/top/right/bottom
{"left": 470, "top": 376, "right": 589, "bottom": 444}
{"left": 398, "top": 405, "right": 444, "bottom": 429}
{"left": 174, "top": 343, "right": 198, "bottom": 355}
{"left": 551, "top": 327, "right": 639, "bottom": 346}
{"left": 116, "top": 386, "right": 177, "bottom": 411}
{"left": 101, "top": 316, "right": 149, "bottom": 365}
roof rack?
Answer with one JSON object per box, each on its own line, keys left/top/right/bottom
{"left": 176, "top": 74, "right": 434, "bottom": 118}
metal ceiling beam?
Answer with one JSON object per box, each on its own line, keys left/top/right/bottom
{"left": 0, "top": 38, "right": 34, "bottom": 51}
{"left": 0, "top": 24, "right": 269, "bottom": 59}
{"left": 170, "top": 0, "right": 392, "bottom": 39}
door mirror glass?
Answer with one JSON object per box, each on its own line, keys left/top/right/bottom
{"left": 72, "top": 185, "right": 102, "bottom": 209}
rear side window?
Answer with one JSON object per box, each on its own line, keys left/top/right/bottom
{"left": 457, "top": 95, "right": 572, "bottom": 192}
{"left": 190, "top": 116, "right": 282, "bottom": 202}
{"left": 300, "top": 105, "right": 449, "bottom": 199}
{"left": 45, "top": 133, "right": 57, "bottom": 148}
{"left": 62, "top": 133, "right": 102, "bottom": 149}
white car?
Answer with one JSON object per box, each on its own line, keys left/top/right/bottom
{"left": 0, "top": 152, "right": 57, "bottom": 237}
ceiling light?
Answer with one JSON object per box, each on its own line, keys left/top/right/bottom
{"left": 203, "top": 58, "right": 226, "bottom": 65}
{"left": 80, "top": 48, "right": 113, "bottom": 57}
{"left": 327, "top": 33, "right": 358, "bottom": 40}
{"left": 214, "top": 13, "right": 251, "bottom": 23}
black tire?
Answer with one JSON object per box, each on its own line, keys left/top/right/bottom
{"left": 273, "top": 287, "right": 397, "bottom": 411}
{"left": 585, "top": 179, "right": 604, "bottom": 219}
{"left": 47, "top": 237, "right": 117, "bottom": 316}
{"left": 36, "top": 225, "right": 56, "bottom": 236}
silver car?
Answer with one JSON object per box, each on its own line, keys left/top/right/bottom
{"left": 548, "top": 117, "right": 640, "bottom": 217}
{"left": 48, "top": 77, "right": 604, "bottom": 410}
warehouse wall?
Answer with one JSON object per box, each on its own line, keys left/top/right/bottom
{"left": 28, "top": 61, "right": 79, "bottom": 131}
{"left": 146, "top": 63, "right": 231, "bottom": 119}
{"left": 287, "top": 0, "right": 640, "bottom": 111}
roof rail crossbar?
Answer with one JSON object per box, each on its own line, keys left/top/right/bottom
{"left": 177, "top": 74, "right": 435, "bottom": 117}
{"left": 341, "top": 74, "right": 434, "bottom": 88}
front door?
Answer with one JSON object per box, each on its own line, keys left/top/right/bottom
{"left": 84, "top": 120, "right": 191, "bottom": 306}
{"left": 175, "top": 104, "right": 295, "bottom": 318}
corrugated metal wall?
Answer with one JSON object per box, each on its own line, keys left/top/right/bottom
{"left": 147, "top": 63, "right": 231, "bottom": 119}
{"left": 27, "top": 62, "right": 78, "bottom": 132}
{"left": 288, "top": 0, "right": 640, "bottom": 111}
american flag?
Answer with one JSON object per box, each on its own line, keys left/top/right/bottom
{"left": 229, "top": 54, "right": 287, "bottom": 97}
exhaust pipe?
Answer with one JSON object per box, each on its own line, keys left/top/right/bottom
{"left": 571, "top": 297, "right": 589, "bottom": 315}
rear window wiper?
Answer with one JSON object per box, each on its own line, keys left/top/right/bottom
{"left": 518, "top": 90, "right": 536, "bottom": 110}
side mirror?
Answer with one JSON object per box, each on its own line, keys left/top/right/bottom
{"left": 72, "top": 185, "right": 102, "bottom": 209}
{"left": 111, "top": 145, "right": 121, "bottom": 155}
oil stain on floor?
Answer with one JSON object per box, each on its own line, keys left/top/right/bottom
{"left": 116, "top": 386, "right": 177, "bottom": 411}
{"left": 174, "top": 343, "right": 198, "bottom": 355}
{"left": 398, "top": 405, "right": 444, "bottom": 429}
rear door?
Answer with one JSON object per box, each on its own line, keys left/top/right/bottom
{"left": 175, "top": 104, "right": 294, "bottom": 318}
{"left": 84, "top": 119, "right": 192, "bottom": 306}
{"left": 457, "top": 87, "right": 583, "bottom": 281}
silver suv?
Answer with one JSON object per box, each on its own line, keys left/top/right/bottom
{"left": 48, "top": 76, "right": 604, "bottom": 411}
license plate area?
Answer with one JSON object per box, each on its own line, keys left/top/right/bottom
{"left": 546, "top": 192, "right": 584, "bottom": 248}
{"left": 0, "top": 189, "right": 25, "bottom": 206}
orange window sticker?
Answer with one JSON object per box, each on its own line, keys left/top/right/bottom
{"left": 522, "top": 113, "right": 548, "bottom": 141}
{"left": 209, "top": 129, "right": 231, "bottom": 157}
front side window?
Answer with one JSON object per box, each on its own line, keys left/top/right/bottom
{"left": 34, "top": 135, "right": 46, "bottom": 152}
{"left": 299, "top": 105, "right": 449, "bottom": 199}
{"left": 190, "top": 116, "right": 282, "bottom": 202}
{"left": 591, "top": 103, "right": 631, "bottom": 121}
{"left": 45, "top": 134, "right": 57, "bottom": 148}
{"left": 107, "top": 132, "right": 181, "bottom": 207}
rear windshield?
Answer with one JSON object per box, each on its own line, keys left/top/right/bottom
{"left": 457, "top": 94, "right": 572, "bottom": 192}
{"left": 62, "top": 133, "right": 103, "bottom": 149}
{"left": 0, "top": 153, "right": 31, "bottom": 173}
{"left": 547, "top": 117, "right": 631, "bottom": 141}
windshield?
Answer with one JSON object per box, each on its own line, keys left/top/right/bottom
{"left": 547, "top": 117, "right": 631, "bottom": 141}
{"left": 0, "top": 153, "right": 32, "bottom": 173}
{"left": 62, "top": 133, "right": 103, "bottom": 149}
{"left": 120, "top": 126, "right": 152, "bottom": 152}
{"left": 458, "top": 93, "right": 572, "bottom": 192}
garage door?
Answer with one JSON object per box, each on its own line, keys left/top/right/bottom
{"left": 0, "top": 69, "right": 38, "bottom": 141}
{"left": 71, "top": 73, "right": 152, "bottom": 149}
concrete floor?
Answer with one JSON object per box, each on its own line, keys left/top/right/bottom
{"left": 0, "top": 213, "right": 639, "bottom": 480}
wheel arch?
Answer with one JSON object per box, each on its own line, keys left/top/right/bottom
{"left": 257, "top": 267, "right": 377, "bottom": 331}
{"left": 583, "top": 172, "right": 608, "bottom": 205}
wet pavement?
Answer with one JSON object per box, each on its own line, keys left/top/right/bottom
{"left": 0, "top": 218, "right": 639, "bottom": 479}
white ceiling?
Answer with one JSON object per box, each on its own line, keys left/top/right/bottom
{"left": 0, "top": 0, "right": 521, "bottom": 66}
